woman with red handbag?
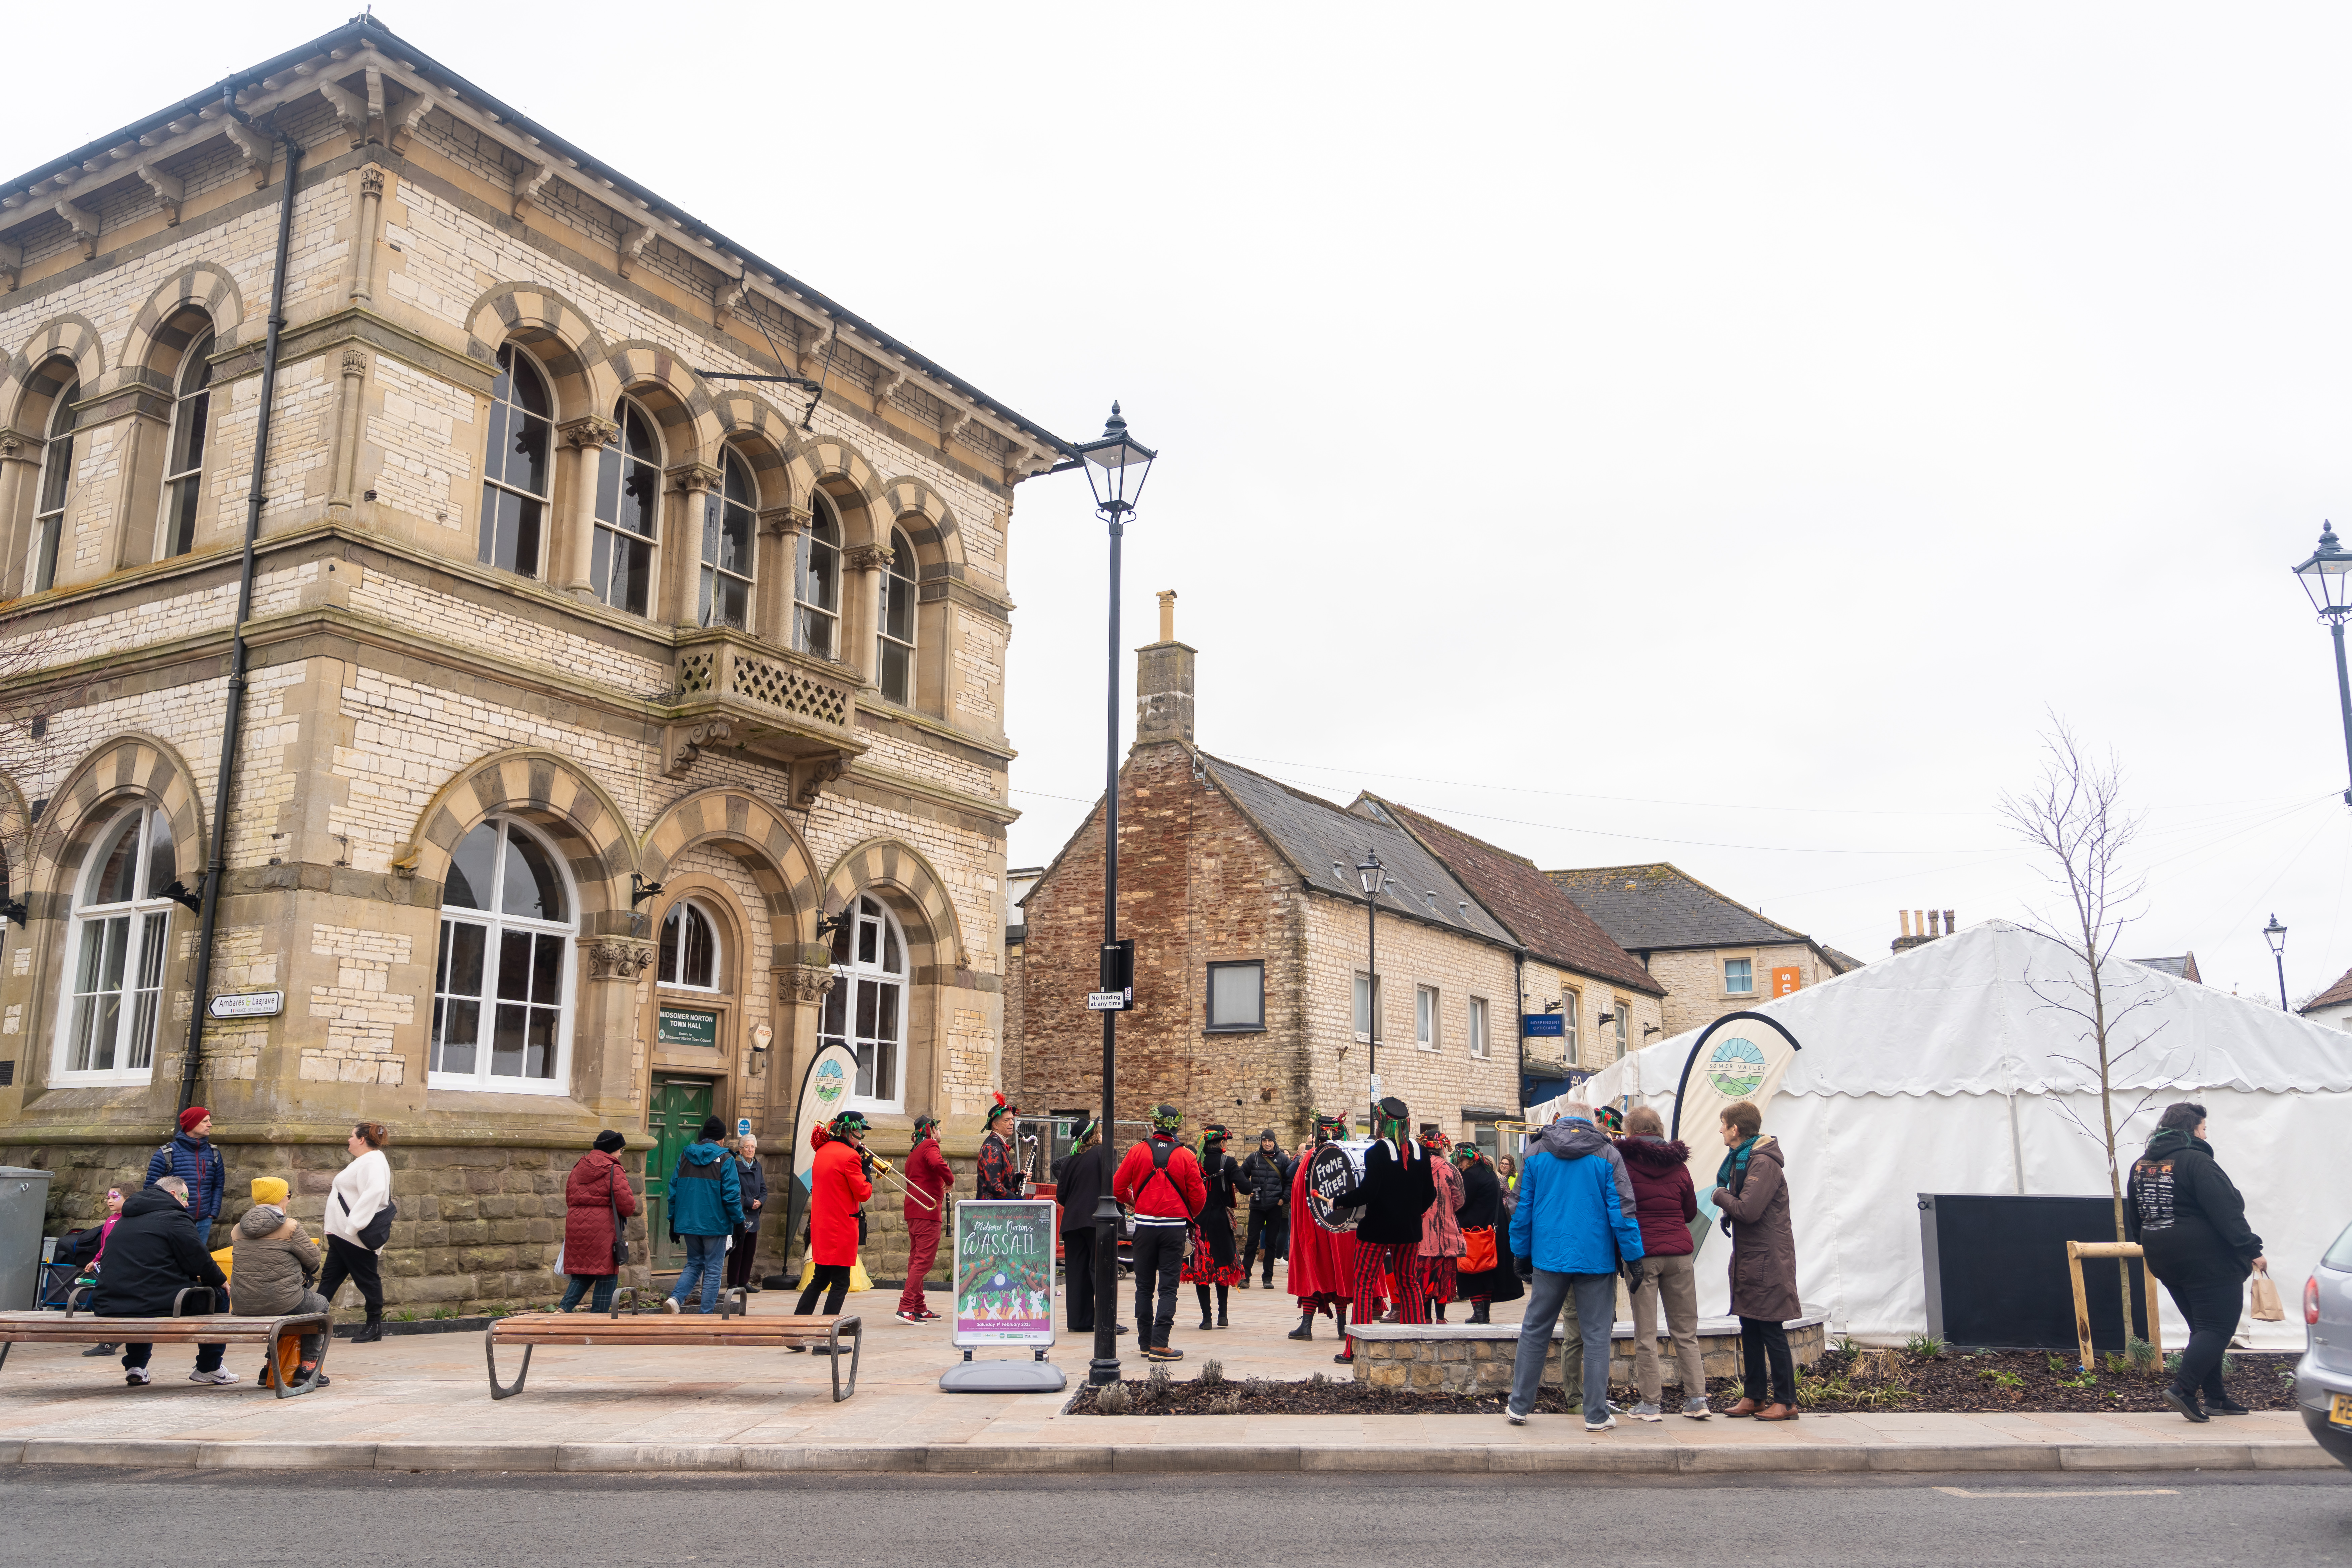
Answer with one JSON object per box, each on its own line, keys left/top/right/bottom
{"left": 1450, "top": 1145, "right": 1522, "bottom": 1321}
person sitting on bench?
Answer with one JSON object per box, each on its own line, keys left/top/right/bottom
{"left": 97, "top": 1176, "right": 234, "bottom": 1387}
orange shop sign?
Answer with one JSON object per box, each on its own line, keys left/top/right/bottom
{"left": 1771, "top": 967, "right": 1802, "bottom": 997}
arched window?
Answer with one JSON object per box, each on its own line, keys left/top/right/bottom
{"left": 54, "top": 804, "right": 176, "bottom": 1081}
{"left": 429, "top": 818, "right": 574, "bottom": 1091}
{"left": 658, "top": 898, "right": 720, "bottom": 991}
{"left": 479, "top": 344, "right": 553, "bottom": 578}
{"left": 593, "top": 399, "right": 660, "bottom": 616}
{"left": 877, "top": 526, "right": 917, "bottom": 704}
{"left": 822, "top": 893, "right": 906, "bottom": 1109}
{"left": 158, "top": 330, "right": 214, "bottom": 559}
{"left": 700, "top": 448, "right": 755, "bottom": 630}
{"left": 794, "top": 493, "right": 841, "bottom": 660}
{"left": 32, "top": 376, "right": 79, "bottom": 593}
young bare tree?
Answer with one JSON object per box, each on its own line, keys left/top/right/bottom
{"left": 1997, "top": 716, "right": 2185, "bottom": 1342}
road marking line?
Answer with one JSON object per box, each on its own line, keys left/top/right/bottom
{"left": 1931, "top": 1487, "right": 2180, "bottom": 1499}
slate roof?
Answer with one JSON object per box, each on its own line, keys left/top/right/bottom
{"left": 1544, "top": 862, "right": 1844, "bottom": 966}
{"left": 2132, "top": 954, "right": 2201, "bottom": 984}
{"left": 1199, "top": 756, "right": 1518, "bottom": 947}
{"left": 2299, "top": 965, "right": 2352, "bottom": 1013}
{"left": 1354, "top": 797, "right": 1663, "bottom": 996}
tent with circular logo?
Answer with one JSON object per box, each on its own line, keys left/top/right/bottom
{"left": 1540, "top": 919, "right": 2352, "bottom": 1347}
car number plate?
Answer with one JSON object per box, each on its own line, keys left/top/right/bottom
{"left": 2334, "top": 1393, "right": 2352, "bottom": 1428}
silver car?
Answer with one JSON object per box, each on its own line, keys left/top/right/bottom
{"left": 2298, "top": 1219, "right": 2352, "bottom": 1468}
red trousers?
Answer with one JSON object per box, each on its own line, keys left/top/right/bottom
{"left": 1350, "top": 1241, "right": 1425, "bottom": 1327}
{"left": 898, "top": 1214, "right": 942, "bottom": 1314}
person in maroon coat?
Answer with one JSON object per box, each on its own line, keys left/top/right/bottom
{"left": 559, "top": 1130, "right": 640, "bottom": 1314}
{"left": 896, "top": 1114, "right": 954, "bottom": 1323}
{"left": 1615, "top": 1107, "right": 1707, "bottom": 1420}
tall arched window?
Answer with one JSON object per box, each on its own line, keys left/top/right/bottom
{"left": 877, "top": 526, "right": 917, "bottom": 704}
{"left": 794, "top": 493, "right": 841, "bottom": 659}
{"left": 32, "top": 376, "right": 79, "bottom": 593}
{"left": 429, "top": 818, "right": 574, "bottom": 1091}
{"left": 700, "top": 448, "right": 755, "bottom": 630}
{"left": 658, "top": 898, "right": 720, "bottom": 990}
{"left": 822, "top": 893, "right": 906, "bottom": 1109}
{"left": 593, "top": 399, "right": 660, "bottom": 616}
{"left": 54, "top": 804, "right": 176, "bottom": 1081}
{"left": 158, "top": 330, "right": 214, "bottom": 559}
{"left": 479, "top": 344, "right": 553, "bottom": 578}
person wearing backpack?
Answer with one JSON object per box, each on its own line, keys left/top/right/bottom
{"left": 321, "top": 1121, "right": 395, "bottom": 1342}
{"left": 1112, "top": 1104, "right": 1207, "bottom": 1362}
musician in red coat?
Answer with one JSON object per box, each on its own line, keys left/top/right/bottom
{"left": 795, "top": 1112, "right": 874, "bottom": 1325}
{"left": 895, "top": 1114, "right": 953, "bottom": 1324}
{"left": 1285, "top": 1111, "right": 1359, "bottom": 1343}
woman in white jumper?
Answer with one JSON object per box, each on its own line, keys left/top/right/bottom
{"left": 321, "top": 1121, "right": 394, "bottom": 1342}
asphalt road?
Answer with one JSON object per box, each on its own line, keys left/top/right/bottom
{"left": 4, "top": 1466, "right": 2348, "bottom": 1565}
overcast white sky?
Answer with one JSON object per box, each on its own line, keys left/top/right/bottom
{"left": 18, "top": 4, "right": 2352, "bottom": 1002}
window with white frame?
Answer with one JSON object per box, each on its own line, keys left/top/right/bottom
{"left": 1724, "top": 957, "right": 1754, "bottom": 995}
{"left": 699, "top": 447, "right": 755, "bottom": 630}
{"left": 429, "top": 819, "right": 575, "bottom": 1091}
{"left": 658, "top": 899, "right": 720, "bottom": 991}
{"left": 592, "top": 398, "right": 661, "bottom": 616}
{"left": 795, "top": 493, "right": 842, "bottom": 659}
{"left": 877, "top": 527, "right": 916, "bottom": 703}
{"left": 479, "top": 345, "right": 553, "bottom": 578}
{"left": 1353, "top": 972, "right": 1381, "bottom": 1041}
{"left": 1563, "top": 989, "right": 1580, "bottom": 1064}
{"left": 33, "top": 375, "right": 79, "bottom": 593}
{"left": 822, "top": 893, "right": 906, "bottom": 1109}
{"left": 1614, "top": 998, "right": 1629, "bottom": 1056}
{"left": 158, "top": 330, "right": 213, "bottom": 559}
{"left": 1416, "top": 985, "right": 1438, "bottom": 1051}
{"left": 53, "top": 805, "right": 176, "bottom": 1083}
{"left": 1206, "top": 960, "right": 1264, "bottom": 1031}
{"left": 1468, "top": 995, "right": 1489, "bottom": 1058}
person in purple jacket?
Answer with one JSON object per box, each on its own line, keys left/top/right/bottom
{"left": 1617, "top": 1106, "right": 1708, "bottom": 1420}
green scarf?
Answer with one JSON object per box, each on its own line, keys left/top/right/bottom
{"left": 1715, "top": 1135, "right": 1756, "bottom": 1193}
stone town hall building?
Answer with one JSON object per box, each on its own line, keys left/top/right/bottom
{"left": 0, "top": 18, "right": 1068, "bottom": 1310}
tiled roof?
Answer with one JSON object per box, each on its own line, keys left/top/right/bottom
{"left": 1821, "top": 946, "right": 1867, "bottom": 973}
{"left": 1356, "top": 797, "right": 1663, "bottom": 996}
{"left": 2300, "top": 965, "right": 2352, "bottom": 1013}
{"left": 2132, "top": 954, "right": 2201, "bottom": 984}
{"left": 1199, "top": 756, "right": 1518, "bottom": 948}
{"left": 1544, "top": 862, "right": 1811, "bottom": 954}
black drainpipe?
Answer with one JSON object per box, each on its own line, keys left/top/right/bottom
{"left": 178, "top": 94, "right": 301, "bottom": 1116}
{"left": 1512, "top": 949, "right": 1526, "bottom": 1114}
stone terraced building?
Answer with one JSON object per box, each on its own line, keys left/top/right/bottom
{"left": 0, "top": 16, "right": 1070, "bottom": 1312}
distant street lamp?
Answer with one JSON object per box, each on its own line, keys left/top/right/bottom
{"left": 1357, "top": 850, "right": 1386, "bottom": 1125}
{"left": 2264, "top": 913, "right": 2288, "bottom": 1011}
{"left": 2291, "top": 524, "right": 2352, "bottom": 806}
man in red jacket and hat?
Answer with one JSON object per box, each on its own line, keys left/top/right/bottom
{"left": 896, "top": 1113, "right": 953, "bottom": 1323}
{"left": 1112, "top": 1103, "right": 1206, "bottom": 1362}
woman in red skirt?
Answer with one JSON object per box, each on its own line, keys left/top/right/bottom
{"left": 1183, "top": 1123, "right": 1245, "bottom": 1329}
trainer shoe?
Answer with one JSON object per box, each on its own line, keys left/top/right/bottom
{"left": 660, "top": 1297, "right": 682, "bottom": 1315}
{"left": 1632, "top": 1401, "right": 1663, "bottom": 1422}
{"left": 188, "top": 1368, "right": 239, "bottom": 1385}
{"left": 1584, "top": 1414, "right": 1616, "bottom": 1434}
{"left": 1506, "top": 1405, "right": 1529, "bottom": 1425}
{"left": 124, "top": 1366, "right": 151, "bottom": 1387}
{"left": 1144, "top": 1344, "right": 1184, "bottom": 1362}
{"left": 1682, "top": 1396, "right": 1713, "bottom": 1420}
{"left": 916, "top": 1309, "right": 941, "bottom": 1322}
{"left": 2208, "top": 1397, "right": 2253, "bottom": 1415}
{"left": 82, "top": 1343, "right": 116, "bottom": 1358}
{"left": 895, "top": 1310, "right": 924, "bottom": 1324}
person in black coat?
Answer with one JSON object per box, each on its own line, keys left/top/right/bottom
{"left": 2126, "top": 1101, "right": 2265, "bottom": 1422}
{"left": 1450, "top": 1144, "right": 1524, "bottom": 1321}
{"left": 1328, "top": 1096, "right": 1437, "bottom": 1360}
{"left": 95, "top": 1180, "right": 233, "bottom": 1387}
{"left": 727, "top": 1134, "right": 769, "bottom": 1292}
{"left": 1052, "top": 1120, "right": 1125, "bottom": 1336}
{"left": 1238, "top": 1129, "right": 1293, "bottom": 1288}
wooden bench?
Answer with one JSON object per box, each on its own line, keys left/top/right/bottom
{"left": 483, "top": 1289, "right": 862, "bottom": 1402}
{"left": 0, "top": 1287, "right": 331, "bottom": 1399}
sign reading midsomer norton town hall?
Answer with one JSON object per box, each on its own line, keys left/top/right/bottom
{"left": 656, "top": 1007, "right": 719, "bottom": 1048}
{"left": 952, "top": 1199, "right": 1057, "bottom": 1346}
{"left": 207, "top": 991, "right": 284, "bottom": 1020}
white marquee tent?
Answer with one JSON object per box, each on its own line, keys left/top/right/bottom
{"left": 1554, "top": 920, "right": 2352, "bottom": 1348}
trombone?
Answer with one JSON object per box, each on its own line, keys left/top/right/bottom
{"left": 862, "top": 1151, "right": 937, "bottom": 1211}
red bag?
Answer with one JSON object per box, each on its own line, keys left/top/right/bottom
{"left": 1462, "top": 1225, "right": 1498, "bottom": 1274}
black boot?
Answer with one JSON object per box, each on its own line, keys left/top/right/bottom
{"left": 1433, "top": 1301, "right": 1448, "bottom": 1323}
{"left": 1335, "top": 1302, "right": 1351, "bottom": 1337}
{"left": 1216, "top": 1285, "right": 1230, "bottom": 1328}
{"left": 1468, "top": 1301, "right": 1491, "bottom": 1324}
{"left": 351, "top": 1314, "right": 384, "bottom": 1344}
{"left": 1196, "top": 1284, "right": 1213, "bottom": 1331}
{"left": 1287, "top": 1310, "right": 1315, "bottom": 1341}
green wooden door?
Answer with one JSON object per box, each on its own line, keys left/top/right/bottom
{"left": 647, "top": 1077, "right": 715, "bottom": 1271}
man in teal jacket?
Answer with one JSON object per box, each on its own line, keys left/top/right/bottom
{"left": 664, "top": 1115, "right": 745, "bottom": 1315}
{"left": 1507, "top": 1105, "right": 1646, "bottom": 1431}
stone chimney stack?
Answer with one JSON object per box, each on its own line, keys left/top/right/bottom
{"left": 1134, "top": 589, "right": 1195, "bottom": 746}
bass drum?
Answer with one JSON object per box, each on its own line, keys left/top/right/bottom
{"left": 1306, "top": 1140, "right": 1372, "bottom": 1233}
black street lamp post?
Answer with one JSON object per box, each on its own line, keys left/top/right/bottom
{"left": 2264, "top": 913, "right": 2288, "bottom": 1011}
{"left": 1073, "top": 403, "right": 1154, "bottom": 1389}
{"left": 1356, "top": 851, "right": 1386, "bottom": 1127}
{"left": 2292, "top": 524, "right": 2352, "bottom": 806}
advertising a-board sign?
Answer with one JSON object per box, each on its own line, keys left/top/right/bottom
{"left": 952, "top": 1199, "right": 1057, "bottom": 1346}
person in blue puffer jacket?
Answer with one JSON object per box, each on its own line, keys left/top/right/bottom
{"left": 1506, "top": 1104, "right": 1645, "bottom": 1433}
{"left": 663, "top": 1116, "right": 744, "bottom": 1315}
{"left": 145, "top": 1107, "right": 227, "bottom": 1250}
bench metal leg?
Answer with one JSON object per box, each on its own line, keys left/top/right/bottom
{"left": 485, "top": 1327, "right": 534, "bottom": 1400}
{"left": 829, "top": 1315, "right": 862, "bottom": 1402}
{"left": 0, "top": 1341, "right": 9, "bottom": 1374}
{"left": 267, "top": 1312, "right": 331, "bottom": 1399}
{"left": 608, "top": 1286, "right": 637, "bottom": 1320}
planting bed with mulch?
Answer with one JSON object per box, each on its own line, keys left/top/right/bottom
{"left": 1064, "top": 1346, "right": 2302, "bottom": 1417}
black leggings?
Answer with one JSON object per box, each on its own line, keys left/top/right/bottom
{"left": 796, "top": 1263, "right": 851, "bottom": 1315}
{"left": 319, "top": 1235, "right": 383, "bottom": 1317}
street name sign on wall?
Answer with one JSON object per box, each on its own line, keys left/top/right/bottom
{"left": 657, "top": 1006, "right": 719, "bottom": 1047}
{"left": 208, "top": 991, "right": 284, "bottom": 1020}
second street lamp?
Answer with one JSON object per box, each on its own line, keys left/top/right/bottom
{"left": 2265, "top": 913, "right": 2288, "bottom": 1011}
{"left": 2291, "top": 523, "right": 2352, "bottom": 806}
